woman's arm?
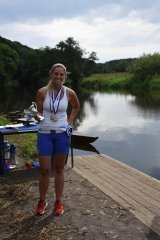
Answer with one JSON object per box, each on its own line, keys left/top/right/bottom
{"left": 67, "top": 89, "right": 80, "bottom": 125}
{"left": 36, "top": 87, "right": 47, "bottom": 114}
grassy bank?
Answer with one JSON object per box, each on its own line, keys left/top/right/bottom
{"left": 80, "top": 73, "right": 133, "bottom": 90}
{"left": 0, "top": 116, "right": 38, "bottom": 163}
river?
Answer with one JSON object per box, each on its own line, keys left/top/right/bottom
{"left": 74, "top": 91, "right": 160, "bottom": 180}
{"left": 1, "top": 90, "right": 160, "bottom": 180}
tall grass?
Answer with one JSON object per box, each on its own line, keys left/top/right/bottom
{"left": 81, "top": 73, "right": 132, "bottom": 90}
{"left": 149, "top": 75, "right": 160, "bottom": 90}
{"left": 0, "top": 116, "right": 38, "bottom": 162}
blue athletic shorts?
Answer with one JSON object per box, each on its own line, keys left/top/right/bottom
{"left": 37, "top": 131, "right": 70, "bottom": 156}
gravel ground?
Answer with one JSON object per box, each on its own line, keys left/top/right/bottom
{"left": 0, "top": 165, "right": 160, "bottom": 240}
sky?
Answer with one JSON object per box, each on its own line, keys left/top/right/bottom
{"left": 0, "top": 0, "right": 160, "bottom": 63}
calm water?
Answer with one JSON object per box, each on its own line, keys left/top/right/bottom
{"left": 74, "top": 92, "right": 160, "bottom": 180}
{"left": 1, "top": 90, "right": 160, "bottom": 180}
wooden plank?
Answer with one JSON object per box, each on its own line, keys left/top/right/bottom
{"left": 76, "top": 154, "right": 160, "bottom": 202}
{"left": 68, "top": 154, "right": 160, "bottom": 235}
{"left": 98, "top": 155, "right": 160, "bottom": 197}
{"left": 73, "top": 162, "right": 160, "bottom": 233}
{"left": 73, "top": 166, "right": 131, "bottom": 207}
{"left": 100, "top": 154, "right": 160, "bottom": 191}
{"left": 74, "top": 166, "right": 160, "bottom": 235}
{"left": 82, "top": 154, "right": 160, "bottom": 203}
{"left": 76, "top": 156, "right": 160, "bottom": 216}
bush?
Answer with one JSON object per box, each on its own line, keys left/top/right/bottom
{"left": 129, "top": 53, "right": 160, "bottom": 91}
{"left": 0, "top": 115, "right": 38, "bottom": 161}
{"left": 149, "top": 75, "right": 160, "bottom": 90}
{"left": 130, "top": 53, "right": 160, "bottom": 78}
{"left": 0, "top": 115, "right": 11, "bottom": 125}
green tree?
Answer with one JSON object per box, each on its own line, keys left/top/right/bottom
{"left": 129, "top": 53, "right": 160, "bottom": 91}
{"left": 87, "top": 51, "right": 99, "bottom": 75}
{"left": 0, "top": 36, "right": 99, "bottom": 92}
{"left": 56, "top": 37, "right": 84, "bottom": 85}
{"left": 0, "top": 43, "right": 19, "bottom": 90}
{"left": 88, "top": 51, "right": 98, "bottom": 62}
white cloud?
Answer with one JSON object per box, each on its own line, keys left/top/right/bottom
{"left": 0, "top": 0, "right": 160, "bottom": 62}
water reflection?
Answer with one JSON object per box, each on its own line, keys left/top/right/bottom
{"left": 1, "top": 89, "right": 160, "bottom": 180}
{"left": 0, "top": 89, "right": 35, "bottom": 113}
{"left": 75, "top": 91, "right": 160, "bottom": 180}
{"left": 129, "top": 94, "right": 160, "bottom": 119}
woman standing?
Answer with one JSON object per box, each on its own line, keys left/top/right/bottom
{"left": 35, "top": 63, "right": 80, "bottom": 216}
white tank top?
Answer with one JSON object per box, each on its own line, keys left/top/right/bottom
{"left": 39, "top": 86, "right": 68, "bottom": 132}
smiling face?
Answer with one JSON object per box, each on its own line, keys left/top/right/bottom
{"left": 50, "top": 66, "right": 66, "bottom": 87}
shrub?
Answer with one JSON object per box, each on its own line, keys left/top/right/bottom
{"left": 149, "top": 75, "right": 160, "bottom": 90}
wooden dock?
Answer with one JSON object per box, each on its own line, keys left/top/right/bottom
{"left": 68, "top": 154, "right": 160, "bottom": 236}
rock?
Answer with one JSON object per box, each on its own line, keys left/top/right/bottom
{"left": 99, "top": 210, "right": 106, "bottom": 215}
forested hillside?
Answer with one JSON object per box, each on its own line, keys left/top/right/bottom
{"left": 0, "top": 36, "right": 135, "bottom": 93}
{"left": 0, "top": 36, "right": 98, "bottom": 92}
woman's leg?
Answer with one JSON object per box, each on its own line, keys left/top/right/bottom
{"left": 39, "top": 156, "right": 51, "bottom": 200}
{"left": 53, "top": 132, "right": 70, "bottom": 215}
{"left": 36, "top": 156, "right": 51, "bottom": 215}
{"left": 54, "top": 154, "right": 66, "bottom": 200}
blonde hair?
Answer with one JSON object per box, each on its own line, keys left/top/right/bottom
{"left": 47, "top": 63, "right": 67, "bottom": 91}
{"left": 49, "top": 63, "right": 67, "bottom": 75}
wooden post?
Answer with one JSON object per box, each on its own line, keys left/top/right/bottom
{"left": 70, "top": 138, "right": 74, "bottom": 168}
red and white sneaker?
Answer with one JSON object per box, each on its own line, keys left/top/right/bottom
{"left": 36, "top": 199, "right": 48, "bottom": 215}
{"left": 54, "top": 200, "right": 64, "bottom": 216}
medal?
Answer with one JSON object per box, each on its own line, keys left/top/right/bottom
{"left": 50, "top": 87, "right": 62, "bottom": 121}
{"left": 50, "top": 115, "right": 57, "bottom": 121}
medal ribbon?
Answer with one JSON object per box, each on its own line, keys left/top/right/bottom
{"left": 50, "top": 87, "right": 62, "bottom": 116}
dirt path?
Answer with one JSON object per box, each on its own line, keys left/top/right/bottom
{"left": 0, "top": 166, "right": 160, "bottom": 240}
